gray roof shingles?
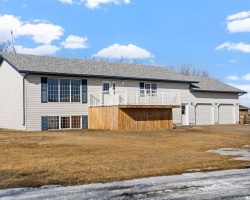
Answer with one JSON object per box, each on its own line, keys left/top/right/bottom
{"left": 188, "top": 76, "right": 246, "bottom": 93}
{"left": 0, "top": 53, "right": 246, "bottom": 94}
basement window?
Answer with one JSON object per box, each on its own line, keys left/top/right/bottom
{"left": 47, "top": 116, "right": 82, "bottom": 130}
{"left": 72, "top": 116, "right": 81, "bottom": 128}
{"left": 48, "top": 116, "right": 59, "bottom": 130}
{"left": 61, "top": 116, "right": 70, "bottom": 129}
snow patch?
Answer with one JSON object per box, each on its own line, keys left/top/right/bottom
{"left": 207, "top": 148, "right": 250, "bottom": 161}
{"left": 187, "top": 169, "right": 201, "bottom": 172}
{"left": 1, "top": 169, "right": 250, "bottom": 199}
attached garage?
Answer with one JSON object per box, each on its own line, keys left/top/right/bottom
{"left": 218, "top": 104, "right": 235, "bottom": 124}
{"left": 195, "top": 104, "right": 214, "bottom": 125}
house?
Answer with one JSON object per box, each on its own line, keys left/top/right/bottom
{"left": 239, "top": 105, "right": 250, "bottom": 118}
{"left": 239, "top": 105, "right": 250, "bottom": 125}
{"left": 0, "top": 53, "right": 247, "bottom": 131}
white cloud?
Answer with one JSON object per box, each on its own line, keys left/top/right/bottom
{"left": 227, "top": 18, "right": 250, "bottom": 33}
{"left": 22, "top": 23, "right": 64, "bottom": 44}
{"left": 85, "top": 0, "right": 119, "bottom": 9}
{"left": 0, "top": 14, "right": 64, "bottom": 44}
{"left": 58, "top": 0, "right": 130, "bottom": 9}
{"left": 61, "top": 35, "right": 88, "bottom": 49}
{"left": 92, "top": 43, "right": 154, "bottom": 59}
{"left": 15, "top": 45, "right": 61, "bottom": 55}
{"left": 230, "top": 59, "right": 237, "bottom": 63}
{"left": 215, "top": 42, "right": 250, "bottom": 53}
{"left": 226, "top": 11, "right": 250, "bottom": 33}
{"left": 227, "top": 11, "right": 250, "bottom": 21}
{"left": 242, "top": 73, "right": 250, "bottom": 81}
{"left": 59, "top": 0, "right": 73, "bottom": 4}
{"left": 227, "top": 75, "right": 239, "bottom": 80}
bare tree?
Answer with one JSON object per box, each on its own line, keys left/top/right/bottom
{"left": 168, "top": 64, "right": 210, "bottom": 77}
{"left": 92, "top": 56, "right": 142, "bottom": 64}
{"left": 0, "top": 40, "right": 12, "bottom": 53}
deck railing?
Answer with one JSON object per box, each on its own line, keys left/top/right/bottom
{"left": 89, "top": 89, "right": 180, "bottom": 107}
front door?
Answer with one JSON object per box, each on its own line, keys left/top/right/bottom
{"left": 181, "top": 104, "right": 189, "bottom": 126}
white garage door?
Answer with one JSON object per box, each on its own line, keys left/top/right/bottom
{"left": 195, "top": 104, "right": 213, "bottom": 125}
{"left": 219, "top": 104, "right": 235, "bottom": 124}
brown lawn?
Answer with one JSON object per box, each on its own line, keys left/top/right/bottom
{"left": 0, "top": 125, "right": 249, "bottom": 189}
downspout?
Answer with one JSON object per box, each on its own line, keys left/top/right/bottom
{"left": 23, "top": 72, "right": 29, "bottom": 126}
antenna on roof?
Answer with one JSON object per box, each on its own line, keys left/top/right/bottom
{"left": 10, "top": 30, "right": 16, "bottom": 54}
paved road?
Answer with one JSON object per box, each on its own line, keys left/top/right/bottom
{"left": 1, "top": 169, "right": 250, "bottom": 200}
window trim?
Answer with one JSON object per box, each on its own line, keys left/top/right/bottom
{"left": 47, "top": 115, "right": 82, "bottom": 130}
{"left": 48, "top": 116, "right": 60, "bottom": 130}
{"left": 102, "top": 81, "right": 111, "bottom": 95}
{"left": 60, "top": 116, "right": 71, "bottom": 129}
{"left": 47, "top": 78, "right": 82, "bottom": 103}
{"left": 140, "top": 82, "right": 158, "bottom": 96}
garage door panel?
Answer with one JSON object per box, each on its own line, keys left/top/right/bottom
{"left": 219, "top": 105, "right": 234, "bottom": 124}
{"left": 196, "top": 104, "right": 213, "bottom": 125}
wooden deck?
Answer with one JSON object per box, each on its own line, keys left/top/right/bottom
{"left": 89, "top": 105, "right": 179, "bottom": 131}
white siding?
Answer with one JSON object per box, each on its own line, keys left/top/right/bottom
{"left": 26, "top": 76, "right": 100, "bottom": 131}
{"left": 0, "top": 61, "right": 25, "bottom": 130}
{"left": 172, "top": 91, "right": 239, "bottom": 126}
{"left": 25, "top": 75, "right": 240, "bottom": 130}
{"left": 25, "top": 77, "right": 188, "bottom": 131}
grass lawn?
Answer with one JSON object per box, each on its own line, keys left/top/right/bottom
{"left": 0, "top": 125, "right": 249, "bottom": 189}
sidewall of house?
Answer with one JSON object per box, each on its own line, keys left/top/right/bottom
{"left": 0, "top": 61, "right": 25, "bottom": 130}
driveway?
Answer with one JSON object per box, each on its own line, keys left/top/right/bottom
{"left": 1, "top": 168, "right": 250, "bottom": 200}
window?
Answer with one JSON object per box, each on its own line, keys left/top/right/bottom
{"left": 151, "top": 84, "right": 157, "bottom": 96}
{"left": 145, "top": 83, "right": 151, "bottom": 95}
{"left": 47, "top": 78, "right": 81, "bottom": 103}
{"left": 71, "top": 80, "right": 81, "bottom": 102}
{"left": 60, "top": 79, "right": 70, "bottom": 102}
{"left": 61, "top": 116, "right": 70, "bottom": 129}
{"left": 48, "top": 78, "right": 59, "bottom": 102}
{"left": 72, "top": 116, "right": 81, "bottom": 128}
{"left": 182, "top": 105, "right": 186, "bottom": 115}
{"left": 140, "top": 82, "right": 158, "bottom": 96}
{"left": 112, "top": 82, "right": 116, "bottom": 94}
{"left": 103, "top": 82, "right": 110, "bottom": 94}
{"left": 48, "top": 116, "right": 59, "bottom": 130}
{"left": 47, "top": 116, "right": 82, "bottom": 130}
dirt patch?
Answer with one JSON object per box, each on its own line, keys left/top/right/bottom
{"left": 0, "top": 125, "right": 249, "bottom": 189}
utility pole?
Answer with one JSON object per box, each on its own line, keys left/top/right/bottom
{"left": 11, "top": 30, "right": 16, "bottom": 54}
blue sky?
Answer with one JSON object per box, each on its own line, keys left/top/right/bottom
{"left": 0, "top": 0, "right": 250, "bottom": 107}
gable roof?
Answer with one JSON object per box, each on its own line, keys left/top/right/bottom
{"left": 189, "top": 76, "right": 246, "bottom": 94}
{"left": 239, "top": 105, "right": 250, "bottom": 110}
{"left": 0, "top": 53, "right": 194, "bottom": 83}
{"left": 0, "top": 53, "right": 246, "bottom": 94}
